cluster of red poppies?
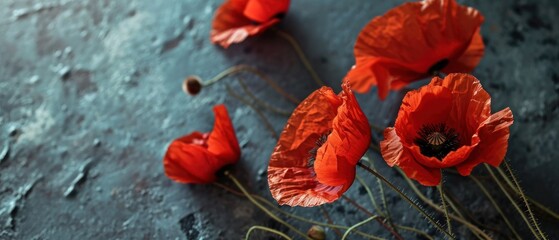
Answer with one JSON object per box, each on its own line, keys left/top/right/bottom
{"left": 164, "top": 0, "right": 514, "bottom": 210}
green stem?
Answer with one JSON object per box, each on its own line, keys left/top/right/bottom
{"left": 226, "top": 84, "right": 278, "bottom": 139}
{"left": 320, "top": 206, "right": 343, "bottom": 238}
{"left": 470, "top": 176, "right": 521, "bottom": 240}
{"left": 341, "top": 195, "right": 404, "bottom": 240}
{"left": 236, "top": 76, "right": 292, "bottom": 116}
{"left": 212, "top": 183, "right": 381, "bottom": 239}
{"left": 274, "top": 29, "right": 326, "bottom": 87}
{"left": 493, "top": 166, "right": 559, "bottom": 221}
{"left": 485, "top": 165, "right": 541, "bottom": 240}
{"left": 357, "top": 162, "right": 455, "bottom": 239}
{"left": 356, "top": 175, "right": 383, "bottom": 215}
{"left": 204, "top": 64, "right": 300, "bottom": 104}
{"left": 396, "top": 168, "right": 491, "bottom": 240}
{"left": 342, "top": 216, "right": 383, "bottom": 240}
{"left": 438, "top": 176, "right": 453, "bottom": 235}
{"left": 500, "top": 161, "right": 547, "bottom": 239}
{"left": 394, "top": 224, "right": 434, "bottom": 240}
{"left": 366, "top": 151, "right": 397, "bottom": 235}
{"left": 225, "top": 172, "right": 310, "bottom": 239}
{"left": 246, "top": 225, "right": 292, "bottom": 240}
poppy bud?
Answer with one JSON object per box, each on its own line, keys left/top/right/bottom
{"left": 182, "top": 76, "right": 202, "bottom": 95}
{"left": 307, "top": 225, "right": 326, "bottom": 240}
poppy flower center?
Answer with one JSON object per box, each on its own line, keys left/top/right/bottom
{"left": 415, "top": 123, "right": 459, "bottom": 160}
{"left": 307, "top": 133, "right": 329, "bottom": 168}
{"left": 427, "top": 59, "right": 449, "bottom": 75}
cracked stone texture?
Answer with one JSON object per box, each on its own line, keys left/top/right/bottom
{"left": 1, "top": 0, "right": 558, "bottom": 239}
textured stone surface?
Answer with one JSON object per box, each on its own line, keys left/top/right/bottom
{"left": 0, "top": 0, "right": 558, "bottom": 239}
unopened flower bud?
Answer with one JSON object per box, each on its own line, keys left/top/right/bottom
{"left": 307, "top": 225, "right": 326, "bottom": 240}
{"left": 182, "top": 75, "right": 202, "bottom": 95}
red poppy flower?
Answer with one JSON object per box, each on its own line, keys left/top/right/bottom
{"left": 163, "top": 105, "right": 240, "bottom": 184}
{"left": 211, "top": 0, "right": 290, "bottom": 48}
{"left": 344, "top": 0, "right": 485, "bottom": 100}
{"left": 380, "top": 74, "right": 513, "bottom": 186}
{"left": 268, "top": 83, "right": 371, "bottom": 207}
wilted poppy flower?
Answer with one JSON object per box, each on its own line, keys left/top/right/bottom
{"left": 380, "top": 74, "right": 513, "bottom": 186}
{"left": 344, "top": 0, "right": 485, "bottom": 100}
{"left": 211, "top": 0, "right": 290, "bottom": 48}
{"left": 163, "top": 105, "right": 240, "bottom": 184}
{"left": 268, "top": 83, "right": 371, "bottom": 207}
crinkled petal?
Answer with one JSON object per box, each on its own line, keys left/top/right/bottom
{"left": 211, "top": 0, "right": 279, "bottom": 48}
{"left": 347, "top": 0, "right": 484, "bottom": 98}
{"left": 430, "top": 74, "right": 491, "bottom": 140}
{"left": 244, "top": 0, "right": 290, "bottom": 23}
{"left": 268, "top": 87, "right": 348, "bottom": 207}
{"left": 163, "top": 105, "right": 240, "bottom": 184}
{"left": 207, "top": 104, "right": 241, "bottom": 167}
{"left": 381, "top": 128, "right": 441, "bottom": 186}
{"left": 315, "top": 84, "right": 370, "bottom": 188}
{"left": 395, "top": 85, "right": 453, "bottom": 145}
{"left": 456, "top": 108, "right": 513, "bottom": 175}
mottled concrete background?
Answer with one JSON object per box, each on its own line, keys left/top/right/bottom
{"left": 1, "top": 0, "right": 558, "bottom": 239}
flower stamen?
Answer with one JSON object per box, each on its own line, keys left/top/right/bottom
{"left": 308, "top": 133, "right": 330, "bottom": 168}
{"left": 415, "top": 123, "right": 459, "bottom": 160}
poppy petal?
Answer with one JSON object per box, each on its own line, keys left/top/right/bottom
{"left": 207, "top": 104, "right": 241, "bottom": 167}
{"left": 268, "top": 87, "right": 344, "bottom": 207}
{"left": 395, "top": 85, "right": 453, "bottom": 145}
{"left": 243, "top": 0, "right": 289, "bottom": 23}
{"left": 314, "top": 84, "right": 370, "bottom": 187}
{"left": 346, "top": 0, "right": 484, "bottom": 98}
{"left": 456, "top": 108, "right": 513, "bottom": 175}
{"left": 174, "top": 131, "right": 209, "bottom": 147}
{"left": 163, "top": 105, "right": 240, "bottom": 184}
{"left": 211, "top": 0, "right": 279, "bottom": 48}
{"left": 444, "top": 29, "right": 485, "bottom": 74}
{"left": 164, "top": 143, "right": 220, "bottom": 184}
{"left": 381, "top": 128, "right": 441, "bottom": 186}
{"left": 431, "top": 74, "right": 491, "bottom": 139}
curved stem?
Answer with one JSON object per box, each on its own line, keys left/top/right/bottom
{"left": 226, "top": 84, "right": 278, "bottom": 139}
{"left": 395, "top": 224, "right": 434, "bottom": 240}
{"left": 357, "top": 162, "right": 455, "bottom": 239}
{"left": 342, "top": 195, "right": 403, "bottom": 240}
{"left": 485, "top": 165, "right": 542, "bottom": 240}
{"left": 236, "top": 76, "right": 292, "bottom": 116}
{"left": 320, "top": 206, "right": 343, "bottom": 238}
{"left": 342, "top": 216, "right": 383, "bottom": 240}
{"left": 494, "top": 165, "right": 559, "bottom": 221}
{"left": 212, "top": 182, "right": 381, "bottom": 239}
{"left": 225, "top": 172, "right": 310, "bottom": 239}
{"left": 500, "top": 161, "right": 547, "bottom": 239}
{"left": 246, "top": 225, "right": 292, "bottom": 240}
{"left": 356, "top": 175, "right": 383, "bottom": 215}
{"left": 368, "top": 153, "right": 394, "bottom": 227}
{"left": 470, "top": 176, "right": 521, "bottom": 240}
{"left": 438, "top": 176, "right": 453, "bottom": 235}
{"left": 396, "top": 168, "right": 492, "bottom": 240}
{"left": 274, "top": 29, "right": 326, "bottom": 87}
{"left": 204, "top": 64, "right": 300, "bottom": 104}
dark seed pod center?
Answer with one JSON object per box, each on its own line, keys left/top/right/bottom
{"left": 308, "top": 133, "right": 330, "bottom": 168}
{"left": 183, "top": 76, "right": 202, "bottom": 95}
{"left": 415, "top": 123, "right": 459, "bottom": 160}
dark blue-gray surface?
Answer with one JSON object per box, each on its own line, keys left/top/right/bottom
{"left": 0, "top": 0, "right": 558, "bottom": 239}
